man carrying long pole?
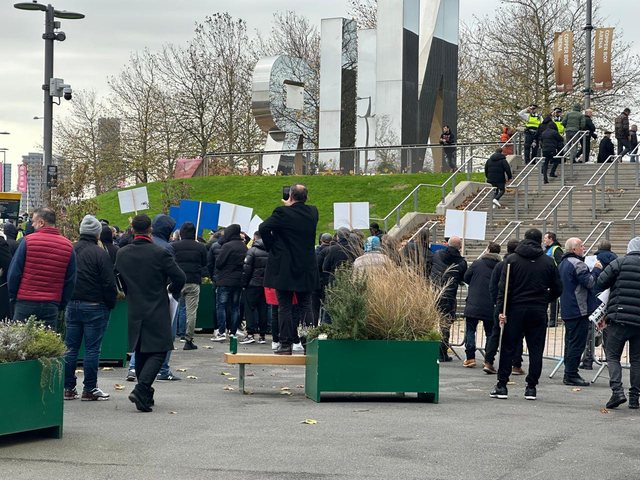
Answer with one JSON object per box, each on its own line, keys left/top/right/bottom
{"left": 490, "top": 229, "right": 563, "bottom": 401}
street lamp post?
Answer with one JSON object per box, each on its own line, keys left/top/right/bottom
{"left": 14, "top": 2, "right": 84, "bottom": 205}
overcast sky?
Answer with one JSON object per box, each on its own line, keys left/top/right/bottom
{"left": 0, "top": 0, "right": 638, "bottom": 186}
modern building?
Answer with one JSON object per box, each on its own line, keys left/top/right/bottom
{"left": 20, "top": 152, "right": 44, "bottom": 212}
{"left": 2, "top": 164, "right": 11, "bottom": 193}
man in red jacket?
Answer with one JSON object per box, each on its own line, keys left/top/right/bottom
{"left": 7, "top": 207, "right": 76, "bottom": 329}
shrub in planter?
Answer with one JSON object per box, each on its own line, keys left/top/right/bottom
{"left": 0, "top": 318, "right": 66, "bottom": 438}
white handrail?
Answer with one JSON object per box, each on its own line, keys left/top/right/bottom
{"left": 584, "top": 222, "right": 613, "bottom": 255}
{"left": 534, "top": 186, "right": 574, "bottom": 221}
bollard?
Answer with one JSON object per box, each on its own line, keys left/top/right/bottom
{"left": 230, "top": 336, "right": 238, "bottom": 354}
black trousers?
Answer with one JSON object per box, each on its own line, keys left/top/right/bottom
{"left": 134, "top": 350, "right": 166, "bottom": 391}
{"left": 563, "top": 316, "right": 589, "bottom": 378}
{"left": 524, "top": 129, "right": 538, "bottom": 164}
{"left": 276, "top": 290, "right": 312, "bottom": 347}
{"left": 491, "top": 183, "right": 505, "bottom": 201}
{"left": 485, "top": 308, "right": 523, "bottom": 367}
{"left": 497, "top": 305, "right": 547, "bottom": 387}
{"left": 618, "top": 137, "right": 633, "bottom": 157}
{"left": 244, "top": 286, "right": 268, "bottom": 336}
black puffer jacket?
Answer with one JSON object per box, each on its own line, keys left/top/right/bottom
{"left": 541, "top": 121, "right": 564, "bottom": 156}
{"left": 173, "top": 239, "right": 207, "bottom": 284}
{"left": 597, "top": 252, "right": 640, "bottom": 326}
{"left": 207, "top": 239, "right": 223, "bottom": 280}
{"left": 242, "top": 239, "right": 269, "bottom": 287}
{"left": 214, "top": 225, "right": 247, "bottom": 287}
{"left": 484, "top": 152, "right": 513, "bottom": 185}
{"left": 463, "top": 253, "right": 501, "bottom": 320}
{"left": 322, "top": 238, "right": 356, "bottom": 279}
{"left": 70, "top": 235, "right": 118, "bottom": 310}
{"left": 497, "top": 239, "right": 562, "bottom": 309}
{"left": 430, "top": 246, "right": 467, "bottom": 312}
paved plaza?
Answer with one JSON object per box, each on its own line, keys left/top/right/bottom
{"left": 1, "top": 335, "right": 639, "bottom": 480}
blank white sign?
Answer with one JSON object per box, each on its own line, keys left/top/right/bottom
{"left": 117, "top": 186, "right": 149, "bottom": 214}
{"left": 334, "top": 202, "right": 370, "bottom": 230}
{"left": 217, "top": 201, "right": 253, "bottom": 234}
{"left": 444, "top": 209, "right": 487, "bottom": 241}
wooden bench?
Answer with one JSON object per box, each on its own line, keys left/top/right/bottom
{"left": 223, "top": 353, "right": 306, "bottom": 393}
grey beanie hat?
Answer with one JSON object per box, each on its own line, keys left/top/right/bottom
{"left": 80, "top": 214, "right": 102, "bottom": 237}
{"left": 628, "top": 237, "right": 640, "bottom": 254}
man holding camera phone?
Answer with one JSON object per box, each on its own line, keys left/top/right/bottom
{"left": 259, "top": 184, "right": 319, "bottom": 355}
{"left": 518, "top": 104, "right": 542, "bottom": 164}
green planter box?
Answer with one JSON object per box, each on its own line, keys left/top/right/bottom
{"left": 78, "top": 300, "right": 129, "bottom": 367}
{"left": 196, "top": 283, "right": 216, "bottom": 331}
{"left": 305, "top": 339, "right": 440, "bottom": 403}
{"left": 0, "top": 359, "right": 64, "bottom": 438}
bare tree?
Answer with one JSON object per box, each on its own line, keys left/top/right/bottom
{"left": 348, "top": 0, "right": 377, "bottom": 29}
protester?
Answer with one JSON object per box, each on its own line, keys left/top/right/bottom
{"left": 115, "top": 214, "right": 186, "bottom": 412}
{"left": 597, "top": 237, "right": 640, "bottom": 409}
{"left": 484, "top": 147, "right": 513, "bottom": 208}
{"left": 211, "top": 224, "right": 247, "bottom": 342}
{"left": 402, "top": 228, "right": 433, "bottom": 278}
{"left": 63, "top": 215, "right": 117, "bottom": 402}
{"left": 172, "top": 222, "right": 208, "bottom": 350}
{"left": 260, "top": 184, "right": 319, "bottom": 355}
{"left": 313, "top": 233, "right": 333, "bottom": 325}
{"left": 241, "top": 231, "right": 269, "bottom": 344}
{"left": 462, "top": 242, "right": 501, "bottom": 368}
{"left": 544, "top": 232, "right": 563, "bottom": 327}
{"left": 439, "top": 125, "right": 456, "bottom": 171}
{"left": 323, "top": 228, "right": 357, "bottom": 281}
{"left": 353, "top": 236, "right": 387, "bottom": 275}
{"left": 615, "top": 108, "right": 632, "bottom": 157}
{"left": 100, "top": 224, "right": 118, "bottom": 265}
{"left": 3, "top": 223, "right": 19, "bottom": 255}
{"left": 484, "top": 239, "right": 524, "bottom": 375}
{"left": 492, "top": 229, "right": 562, "bottom": 401}
{"left": 8, "top": 207, "right": 76, "bottom": 330}
{"left": 430, "top": 235, "right": 467, "bottom": 362}
{"left": 369, "top": 222, "right": 385, "bottom": 241}
{"left": 518, "top": 104, "right": 542, "bottom": 164}
{"left": 558, "top": 238, "right": 602, "bottom": 387}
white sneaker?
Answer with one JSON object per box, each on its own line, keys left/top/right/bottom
{"left": 271, "top": 341, "right": 280, "bottom": 351}
{"left": 211, "top": 333, "right": 226, "bottom": 342}
{"left": 292, "top": 342, "right": 304, "bottom": 352}
{"left": 492, "top": 199, "right": 501, "bottom": 208}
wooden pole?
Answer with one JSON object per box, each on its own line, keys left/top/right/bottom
{"left": 498, "top": 263, "right": 511, "bottom": 354}
{"left": 131, "top": 190, "right": 138, "bottom": 215}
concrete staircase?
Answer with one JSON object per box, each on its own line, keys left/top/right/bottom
{"left": 423, "top": 160, "right": 640, "bottom": 260}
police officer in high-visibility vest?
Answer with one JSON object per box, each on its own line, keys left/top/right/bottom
{"left": 518, "top": 104, "right": 542, "bottom": 164}
{"left": 552, "top": 108, "right": 565, "bottom": 136}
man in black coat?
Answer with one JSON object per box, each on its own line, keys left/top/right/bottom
{"left": 576, "top": 108, "right": 597, "bottom": 162}
{"left": 492, "top": 229, "right": 562, "bottom": 401}
{"left": 598, "top": 131, "right": 615, "bottom": 163}
{"left": 211, "top": 224, "right": 247, "bottom": 342}
{"left": 541, "top": 120, "right": 564, "bottom": 183}
{"left": 462, "top": 242, "right": 501, "bottom": 367}
{"left": 241, "top": 231, "right": 269, "bottom": 344}
{"left": 115, "top": 214, "right": 185, "bottom": 412}
{"left": 430, "top": 236, "right": 467, "bottom": 361}
{"left": 322, "top": 228, "right": 357, "bottom": 281}
{"left": 484, "top": 147, "right": 513, "bottom": 208}
{"left": 597, "top": 236, "right": 640, "bottom": 409}
{"left": 260, "top": 184, "right": 319, "bottom": 355}
{"left": 172, "top": 222, "right": 208, "bottom": 350}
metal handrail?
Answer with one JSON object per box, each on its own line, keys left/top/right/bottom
{"left": 623, "top": 198, "right": 640, "bottom": 237}
{"left": 378, "top": 155, "right": 481, "bottom": 231}
{"left": 511, "top": 156, "right": 544, "bottom": 220}
{"left": 584, "top": 155, "right": 622, "bottom": 220}
{"left": 584, "top": 222, "right": 613, "bottom": 255}
{"left": 408, "top": 220, "right": 439, "bottom": 243}
{"left": 533, "top": 186, "right": 574, "bottom": 233}
{"left": 554, "top": 130, "right": 589, "bottom": 186}
{"left": 630, "top": 144, "right": 640, "bottom": 187}
{"left": 492, "top": 221, "right": 522, "bottom": 245}
{"left": 464, "top": 186, "right": 497, "bottom": 223}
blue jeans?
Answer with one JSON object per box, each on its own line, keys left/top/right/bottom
{"left": 14, "top": 300, "right": 60, "bottom": 330}
{"left": 176, "top": 298, "right": 186, "bottom": 338}
{"left": 464, "top": 317, "right": 492, "bottom": 360}
{"left": 216, "top": 286, "right": 242, "bottom": 335}
{"left": 64, "top": 302, "right": 110, "bottom": 391}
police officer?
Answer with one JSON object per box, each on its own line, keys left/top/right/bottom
{"left": 518, "top": 104, "right": 542, "bottom": 164}
{"left": 552, "top": 108, "right": 565, "bottom": 136}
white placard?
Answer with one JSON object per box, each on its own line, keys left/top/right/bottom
{"left": 217, "top": 201, "right": 253, "bottom": 234}
{"left": 247, "top": 215, "right": 263, "bottom": 237}
{"left": 118, "top": 186, "right": 149, "bottom": 214}
{"left": 333, "top": 202, "right": 370, "bottom": 230}
{"left": 584, "top": 255, "right": 598, "bottom": 271}
{"left": 444, "top": 209, "right": 487, "bottom": 241}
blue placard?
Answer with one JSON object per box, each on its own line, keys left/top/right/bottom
{"left": 178, "top": 200, "right": 220, "bottom": 236}
{"left": 169, "top": 206, "right": 182, "bottom": 229}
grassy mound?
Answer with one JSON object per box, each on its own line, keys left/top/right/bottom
{"left": 95, "top": 173, "right": 484, "bottom": 232}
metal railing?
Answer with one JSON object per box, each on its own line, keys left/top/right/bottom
{"left": 554, "top": 130, "right": 588, "bottom": 186}
{"left": 584, "top": 221, "right": 613, "bottom": 255}
{"left": 584, "top": 155, "right": 622, "bottom": 220}
{"left": 511, "top": 157, "right": 544, "bottom": 220}
{"left": 623, "top": 198, "right": 640, "bottom": 238}
{"left": 407, "top": 220, "right": 440, "bottom": 244}
{"left": 533, "top": 186, "right": 574, "bottom": 233}
{"left": 631, "top": 144, "right": 640, "bottom": 186}
{"left": 492, "top": 221, "right": 522, "bottom": 245}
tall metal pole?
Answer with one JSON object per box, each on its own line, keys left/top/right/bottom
{"left": 43, "top": 4, "right": 55, "bottom": 205}
{"left": 584, "top": 0, "right": 593, "bottom": 109}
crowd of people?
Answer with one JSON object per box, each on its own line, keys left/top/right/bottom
{"left": 3, "top": 182, "right": 640, "bottom": 412}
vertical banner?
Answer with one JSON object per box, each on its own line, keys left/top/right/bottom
{"left": 553, "top": 31, "right": 573, "bottom": 92}
{"left": 17, "top": 165, "right": 28, "bottom": 193}
{"left": 594, "top": 27, "right": 614, "bottom": 91}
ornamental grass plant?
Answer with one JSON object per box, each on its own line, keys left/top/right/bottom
{"left": 0, "top": 318, "right": 65, "bottom": 363}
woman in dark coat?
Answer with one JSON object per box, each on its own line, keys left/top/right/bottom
{"left": 540, "top": 120, "right": 564, "bottom": 183}
{"left": 462, "top": 243, "right": 501, "bottom": 366}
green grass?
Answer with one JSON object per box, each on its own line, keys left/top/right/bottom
{"left": 96, "top": 172, "right": 485, "bottom": 233}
